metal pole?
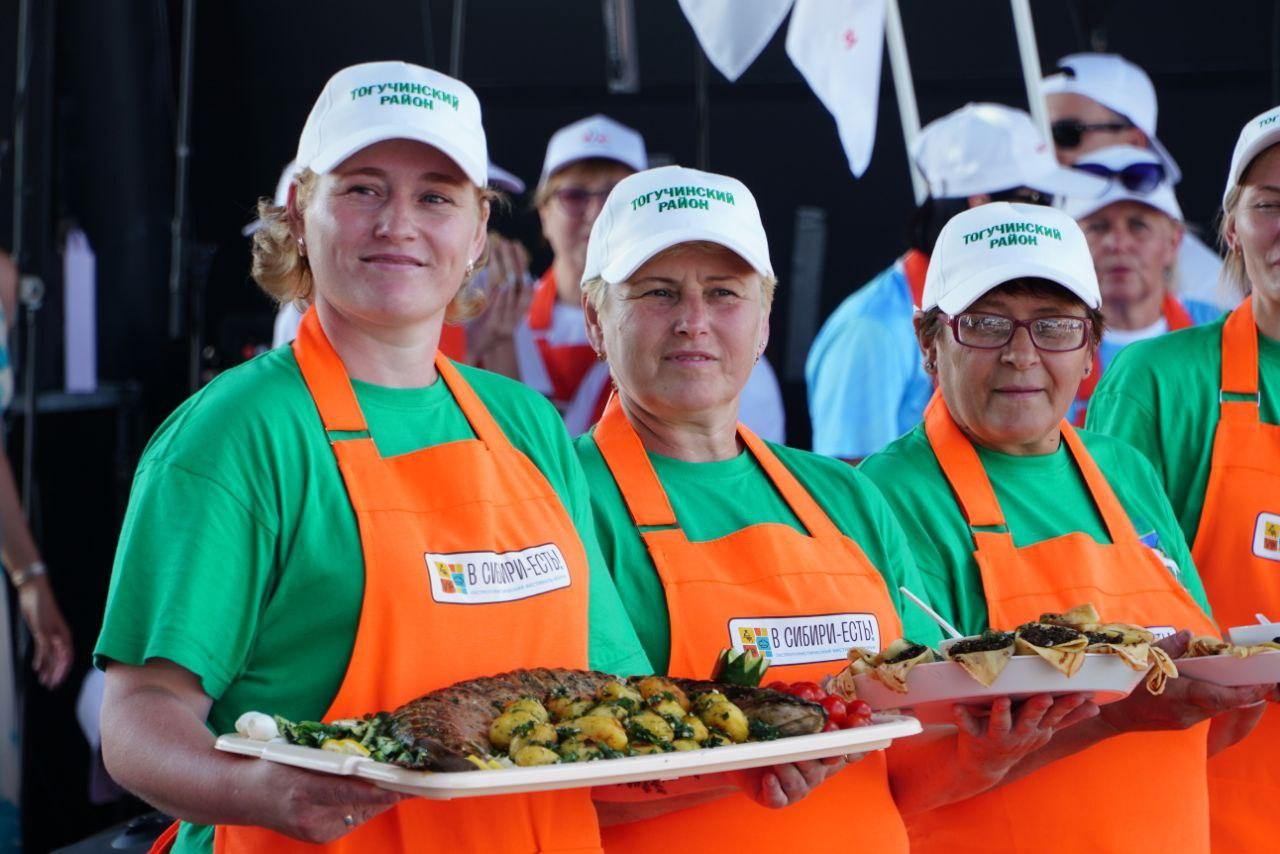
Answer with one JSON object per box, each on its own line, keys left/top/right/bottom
{"left": 450, "top": 0, "right": 466, "bottom": 78}
{"left": 11, "top": 0, "right": 32, "bottom": 262}
{"left": 884, "top": 0, "right": 926, "bottom": 204}
{"left": 419, "top": 0, "right": 435, "bottom": 67}
{"left": 1010, "top": 0, "right": 1051, "bottom": 143}
{"left": 694, "top": 49, "right": 710, "bottom": 170}
{"left": 169, "top": 0, "right": 196, "bottom": 397}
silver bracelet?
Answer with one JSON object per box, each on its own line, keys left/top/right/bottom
{"left": 10, "top": 561, "right": 46, "bottom": 588}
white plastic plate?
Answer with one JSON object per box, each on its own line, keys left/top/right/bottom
{"left": 853, "top": 654, "right": 1145, "bottom": 723}
{"left": 215, "top": 714, "right": 921, "bottom": 799}
{"left": 1175, "top": 651, "right": 1280, "bottom": 687}
{"left": 1227, "top": 622, "right": 1280, "bottom": 647}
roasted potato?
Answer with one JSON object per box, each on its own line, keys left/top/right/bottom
{"left": 503, "top": 697, "right": 550, "bottom": 723}
{"left": 699, "top": 700, "right": 749, "bottom": 743}
{"left": 626, "top": 710, "right": 675, "bottom": 745}
{"left": 488, "top": 710, "right": 538, "bottom": 750}
{"left": 583, "top": 702, "right": 629, "bottom": 720}
{"left": 558, "top": 735, "right": 604, "bottom": 762}
{"left": 691, "top": 690, "right": 728, "bottom": 714}
{"left": 509, "top": 722, "right": 558, "bottom": 756}
{"left": 679, "top": 715, "right": 710, "bottom": 743}
{"left": 636, "top": 676, "right": 691, "bottom": 712}
{"left": 596, "top": 680, "right": 643, "bottom": 708}
{"left": 628, "top": 742, "right": 666, "bottom": 755}
{"left": 512, "top": 745, "right": 560, "bottom": 766}
{"left": 566, "top": 715, "right": 628, "bottom": 751}
{"left": 545, "top": 695, "right": 594, "bottom": 721}
{"left": 646, "top": 697, "right": 686, "bottom": 721}
{"left": 671, "top": 739, "right": 701, "bottom": 752}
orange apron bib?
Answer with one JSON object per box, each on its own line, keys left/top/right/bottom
{"left": 590, "top": 397, "right": 909, "bottom": 853}
{"left": 1189, "top": 297, "right": 1280, "bottom": 852}
{"left": 201, "top": 308, "right": 600, "bottom": 853}
{"left": 906, "top": 392, "right": 1218, "bottom": 853}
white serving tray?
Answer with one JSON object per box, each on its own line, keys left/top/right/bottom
{"left": 1175, "top": 651, "right": 1280, "bottom": 687}
{"left": 852, "top": 654, "right": 1145, "bottom": 723}
{"left": 1227, "top": 622, "right": 1280, "bottom": 647}
{"left": 214, "top": 714, "right": 922, "bottom": 799}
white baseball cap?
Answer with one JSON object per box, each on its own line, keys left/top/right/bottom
{"left": 242, "top": 160, "right": 298, "bottom": 236}
{"left": 1223, "top": 104, "right": 1280, "bottom": 206}
{"left": 1058, "top": 146, "right": 1182, "bottom": 222}
{"left": 923, "top": 202, "right": 1101, "bottom": 313}
{"left": 582, "top": 165, "right": 772, "bottom": 286}
{"left": 1042, "top": 53, "right": 1181, "bottom": 183}
{"left": 540, "top": 114, "right": 648, "bottom": 184}
{"left": 294, "top": 61, "right": 487, "bottom": 187}
{"left": 913, "top": 103, "right": 1108, "bottom": 199}
{"left": 487, "top": 162, "right": 526, "bottom": 194}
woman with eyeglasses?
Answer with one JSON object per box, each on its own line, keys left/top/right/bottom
{"left": 518, "top": 115, "right": 786, "bottom": 439}
{"left": 1087, "top": 105, "right": 1280, "bottom": 854}
{"left": 1059, "top": 145, "right": 1222, "bottom": 425}
{"left": 860, "top": 202, "right": 1270, "bottom": 853}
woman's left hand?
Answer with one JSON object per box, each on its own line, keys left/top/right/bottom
{"left": 17, "top": 573, "right": 74, "bottom": 689}
{"left": 953, "top": 693, "right": 1099, "bottom": 783}
{"left": 729, "top": 756, "right": 854, "bottom": 809}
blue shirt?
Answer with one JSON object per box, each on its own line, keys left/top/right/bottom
{"left": 806, "top": 259, "right": 931, "bottom": 459}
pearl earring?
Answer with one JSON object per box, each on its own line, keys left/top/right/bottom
{"left": 297, "top": 237, "right": 306, "bottom": 256}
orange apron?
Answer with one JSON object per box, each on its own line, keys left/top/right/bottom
{"left": 907, "top": 392, "right": 1218, "bottom": 853}
{"left": 1073, "top": 294, "right": 1193, "bottom": 426}
{"left": 591, "top": 397, "right": 909, "bottom": 853}
{"left": 166, "top": 307, "right": 601, "bottom": 853}
{"left": 1189, "top": 297, "right": 1280, "bottom": 852}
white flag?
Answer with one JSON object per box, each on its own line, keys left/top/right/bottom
{"left": 786, "top": 0, "right": 887, "bottom": 177}
{"left": 678, "top": 0, "right": 796, "bottom": 82}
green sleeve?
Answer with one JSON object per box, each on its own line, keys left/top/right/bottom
{"left": 1086, "top": 351, "right": 1167, "bottom": 482}
{"left": 876, "top": 515, "right": 947, "bottom": 647}
{"left": 1128, "top": 451, "right": 1214, "bottom": 620}
{"left": 94, "top": 460, "right": 278, "bottom": 699}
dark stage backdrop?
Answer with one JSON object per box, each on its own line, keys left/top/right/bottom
{"left": 2, "top": 1, "right": 1277, "bottom": 849}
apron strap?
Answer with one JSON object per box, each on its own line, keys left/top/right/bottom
{"left": 1059, "top": 422, "right": 1142, "bottom": 546}
{"left": 737, "top": 426, "right": 843, "bottom": 539}
{"left": 435, "top": 354, "right": 511, "bottom": 451}
{"left": 292, "top": 306, "right": 370, "bottom": 433}
{"left": 1221, "top": 296, "right": 1260, "bottom": 398}
{"left": 592, "top": 394, "right": 679, "bottom": 528}
{"left": 923, "top": 391, "right": 1007, "bottom": 529}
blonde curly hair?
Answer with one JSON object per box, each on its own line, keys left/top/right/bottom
{"left": 250, "top": 168, "right": 502, "bottom": 323}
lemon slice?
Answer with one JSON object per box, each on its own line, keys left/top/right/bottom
{"left": 321, "top": 738, "right": 371, "bottom": 757}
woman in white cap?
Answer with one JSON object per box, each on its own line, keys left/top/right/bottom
{"left": 860, "top": 202, "right": 1269, "bottom": 852}
{"left": 1087, "top": 105, "right": 1280, "bottom": 853}
{"left": 807, "top": 103, "right": 1106, "bottom": 463}
{"left": 92, "top": 61, "right": 649, "bottom": 853}
{"left": 1060, "top": 145, "right": 1221, "bottom": 424}
{"left": 518, "top": 115, "right": 787, "bottom": 440}
{"left": 578, "top": 167, "right": 1095, "bottom": 852}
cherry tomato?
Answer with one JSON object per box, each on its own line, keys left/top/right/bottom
{"left": 789, "top": 681, "right": 824, "bottom": 703}
{"left": 823, "top": 720, "right": 841, "bottom": 732}
{"left": 764, "top": 681, "right": 790, "bottom": 692}
{"left": 819, "top": 695, "right": 849, "bottom": 727}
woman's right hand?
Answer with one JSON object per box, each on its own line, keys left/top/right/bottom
{"left": 952, "top": 692, "right": 1099, "bottom": 784}
{"left": 242, "top": 759, "right": 406, "bottom": 844}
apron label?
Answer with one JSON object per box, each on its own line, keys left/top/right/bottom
{"left": 728, "top": 613, "right": 880, "bottom": 666}
{"left": 1253, "top": 513, "right": 1280, "bottom": 562}
{"left": 1145, "top": 626, "right": 1176, "bottom": 640}
{"left": 425, "top": 543, "right": 572, "bottom": 604}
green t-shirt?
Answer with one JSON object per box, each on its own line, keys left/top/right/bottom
{"left": 94, "top": 348, "right": 650, "bottom": 854}
{"left": 1086, "top": 317, "right": 1280, "bottom": 545}
{"left": 574, "top": 433, "right": 944, "bottom": 675}
{"left": 859, "top": 423, "right": 1212, "bottom": 637}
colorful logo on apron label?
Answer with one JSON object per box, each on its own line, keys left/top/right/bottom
{"left": 1254, "top": 513, "right": 1280, "bottom": 562}
{"left": 1145, "top": 625, "right": 1176, "bottom": 640}
{"left": 727, "top": 613, "right": 880, "bottom": 665}
{"left": 424, "top": 543, "right": 572, "bottom": 604}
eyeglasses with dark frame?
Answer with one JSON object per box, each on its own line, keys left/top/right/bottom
{"left": 948, "top": 312, "right": 1093, "bottom": 352}
{"left": 1072, "top": 160, "right": 1166, "bottom": 194}
{"left": 1051, "top": 119, "right": 1135, "bottom": 150}
{"left": 550, "top": 186, "right": 615, "bottom": 217}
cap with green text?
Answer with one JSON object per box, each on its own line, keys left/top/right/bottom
{"left": 1224, "top": 104, "right": 1280, "bottom": 207}
{"left": 923, "top": 201, "right": 1100, "bottom": 313}
{"left": 295, "top": 60, "right": 487, "bottom": 187}
{"left": 581, "top": 165, "right": 773, "bottom": 286}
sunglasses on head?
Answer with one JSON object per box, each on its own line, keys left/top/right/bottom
{"left": 988, "top": 187, "right": 1052, "bottom": 206}
{"left": 1051, "top": 118, "right": 1134, "bottom": 150}
{"left": 1072, "top": 160, "right": 1166, "bottom": 194}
